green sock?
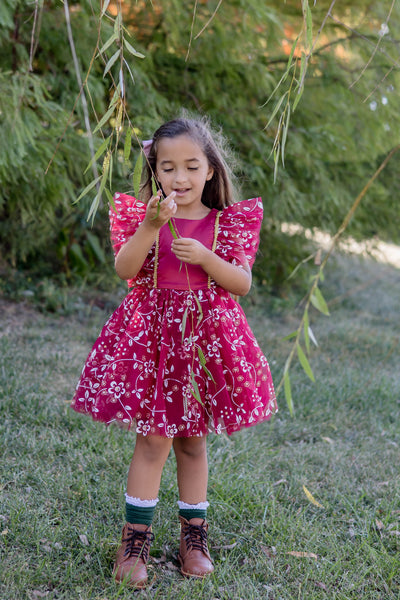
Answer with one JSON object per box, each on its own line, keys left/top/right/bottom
{"left": 179, "top": 508, "right": 207, "bottom": 521}
{"left": 125, "top": 503, "right": 156, "bottom": 526}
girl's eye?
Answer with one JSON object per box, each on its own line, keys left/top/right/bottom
{"left": 188, "top": 167, "right": 199, "bottom": 171}
{"left": 162, "top": 168, "right": 173, "bottom": 173}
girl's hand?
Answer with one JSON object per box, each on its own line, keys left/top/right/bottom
{"left": 171, "top": 238, "right": 208, "bottom": 265}
{"left": 144, "top": 191, "right": 177, "bottom": 229}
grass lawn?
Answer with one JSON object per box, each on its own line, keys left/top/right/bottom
{"left": 1, "top": 252, "right": 399, "bottom": 599}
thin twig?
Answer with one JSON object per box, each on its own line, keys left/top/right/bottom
{"left": 329, "top": 13, "right": 400, "bottom": 70}
{"left": 349, "top": 0, "right": 396, "bottom": 88}
{"left": 194, "top": 0, "right": 223, "bottom": 40}
{"left": 309, "top": 0, "right": 337, "bottom": 56}
{"left": 45, "top": 5, "right": 102, "bottom": 174}
{"left": 64, "top": 0, "right": 99, "bottom": 186}
{"left": 186, "top": 0, "right": 198, "bottom": 62}
{"left": 363, "top": 65, "right": 394, "bottom": 102}
{"left": 29, "top": 0, "right": 41, "bottom": 72}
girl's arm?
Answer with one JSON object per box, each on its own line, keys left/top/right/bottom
{"left": 171, "top": 238, "right": 252, "bottom": 296}
{"left": 115, "top": 192, "right": 177, "bottom": 281}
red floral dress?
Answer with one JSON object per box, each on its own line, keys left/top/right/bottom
{"left": 71, "top": 194, "right": 277, "bottom": 437}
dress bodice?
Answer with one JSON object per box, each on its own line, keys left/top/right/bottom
{"left": 155, "top": 211, "right": 218, "bottom": 289}
{"left": 109, "top": 194, "right": 264, "bottom": 290}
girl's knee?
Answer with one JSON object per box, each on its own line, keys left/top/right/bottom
{"left": 135, "top": 434, "right": 172, "bottom": 462}
{"left": 173, "top": 436, "right": 207, "bottom": 459}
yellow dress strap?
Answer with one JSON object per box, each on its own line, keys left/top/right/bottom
{"left": 207, "top": 211, "right": 221, "bottom": 289}
{"left": 153, "top": 232, "right": 159, "bottom": 288}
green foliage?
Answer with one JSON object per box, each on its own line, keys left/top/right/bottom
{"left": 0, "top": 0, "right": 112, "bottom": 276}
{"left": 0, "top": 0, "right": 399, "bottom": 289}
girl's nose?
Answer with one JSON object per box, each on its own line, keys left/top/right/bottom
{"left": 174, "top": 169, "right": 187, "bottom": 184}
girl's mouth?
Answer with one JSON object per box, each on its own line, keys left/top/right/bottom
{"left": 174, "top": 188, "right": 190, "bottom": 196}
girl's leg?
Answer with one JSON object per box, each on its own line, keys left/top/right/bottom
{"left": 173, "top": 436, "right": 208, "bottom": 503}
{"left": 127, "top": 433, "right": 173, "bottom": 499}
{"left": 114, "top": 434, "right": 173, "bottom": 588}
{"left": 173, "top": 436, "right": 213, "bottom": 578}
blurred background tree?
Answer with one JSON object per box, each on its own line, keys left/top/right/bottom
{"left": 0, "top": 0, "right": 399, "bottom": 297}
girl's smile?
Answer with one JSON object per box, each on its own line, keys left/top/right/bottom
{"left": 156, "top": 135, "right": 214, "bottom": 218}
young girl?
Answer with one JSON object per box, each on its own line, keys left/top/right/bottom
{"left": 72, "top": 117, "right": 277, "bottom": 588}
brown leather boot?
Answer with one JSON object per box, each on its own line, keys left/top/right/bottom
{"left": 113, "top": 523, "right": 154, "bottom": 588}
{"left": 178, "top": 516, "right": 214, "bottom": 578}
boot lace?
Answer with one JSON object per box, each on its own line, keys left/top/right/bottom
{"left": 182, "top": 521, "right": 209, "bottom": 555}
{"left": 122, "top": 527, "right": 155, "bottom": 561}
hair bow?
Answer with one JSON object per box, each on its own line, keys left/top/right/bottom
{"left": 142, "top": 139, "right": 153, "bottom": 158}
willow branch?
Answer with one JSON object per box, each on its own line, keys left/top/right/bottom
{"left": 64, "top": 0, "right": 99, "bottom": 186}
{"left": 275, "top": 143, "right": 400, "bottom": 399}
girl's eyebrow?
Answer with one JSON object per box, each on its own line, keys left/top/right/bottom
{"left": 159, "top": 157, "right": 200, "bottom": 165}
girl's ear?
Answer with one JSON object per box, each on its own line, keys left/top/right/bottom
{"left": 206, "top": 166, "right": 214, "bottom": 181}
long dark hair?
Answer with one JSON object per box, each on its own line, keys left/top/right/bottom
{"left": 140, "top": 117, "right": 237, "bottom": 210}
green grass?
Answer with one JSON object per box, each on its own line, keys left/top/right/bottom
{"left": 1, "top": 253, "right": 399, "bottom": 599}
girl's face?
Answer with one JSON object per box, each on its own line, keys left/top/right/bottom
{"left": 155, "top": 134, "right": 214, "bottom": 218}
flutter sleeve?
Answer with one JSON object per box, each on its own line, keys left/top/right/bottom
{"left": 215, "top": 197, "right": 263, "bottom": 268}
{"left": 109, "top": 193, "right": 147, "bottom": 258}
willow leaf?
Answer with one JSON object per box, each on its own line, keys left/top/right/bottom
{"left": 310, "top": 287, "right": 330, "bottom": 316}
{"left": 190, "top": 372, "right": 204, "bottom": 406}
{"left": 103, "top": 48, "right": 120, "bottom": 78}
{"left": 281, "top": 104, "right": 290, "bottom": 167}
{"left": 114, "top": 11, "right": 121, "bottom": 35}
{"left": 132, "top": 151, "right": 143, "bottom": 198}
{"left": 124, "top": 38, "right": 145, "bottom": 59}
{"left": 284, "top": 370, "right": 294, "bottom": 416}
{"left": 84, "top": 136, "right": 110, "bottom": 174}
{"left": 181, "top": 306, "right": 189, "bottom": 344}
{"left": 88, "top": 163, "right": 109, "bottom": 223}
{"left": 93, "top": 103, "right": 116, "bottom": 133}
{"left": 124, "top": 127, "right": 132, "bottom": 165}
{"left": 273, "top": 142, "right": 280, "bottom": 183}
{"left": 293, "top": 84, "right": 304, "bottom": 111}
{"left": 303, "top": 308, "right": 310, "bottom": 354}
{"left": 286, "top": 34, "right": 299, "bottom": 70}
{"left": 308, "top": 325, "right": 318, "bottom": 347}
{"left": 287, "top": 253, "right": 315, "bottom": 280}
{"left": 264, "top": 92, "right": 288, "bottom": 131}
{"left": 282, "top": 331, "right": 297, "bottom": 342}
{"left": 108, "top": 153, "right": 113, "bottom": 187}
{"left": 193, "top": 293, "right": 203, "bottom": 326}
{"left": 75, "top": 175, "right": 101, "bottom": 203}
{"left": 197, "top": 346, "right": 215, "bottom": 382}
{"left": 98, "top": 32, "right": 118, "bottom": 55}
{"left": 101, "top": 0, "right": 111, "bottom": 16}
{"left": 105, "top": 188, "right": 115, "bottom": 209}
{"left": 297, "top": 343, "right": 315, "bottom": 382}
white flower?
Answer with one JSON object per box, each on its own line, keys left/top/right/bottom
{"left": 108, "top": 380, "right": 126, "bottom": 399}
{"left": 206, "top": 339, "right": 222, "bottom": 357}
{"left": 381, "top": 96, "right": 388, "bottom": 105}
{"left": 136, "top": 420, "right": 151, "bottom": 435}
{"left": 166, "top": 424, "right": 178, "bottom": 436}
{"left": 369, "top": 101, "right": 378, "bottom": 112}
